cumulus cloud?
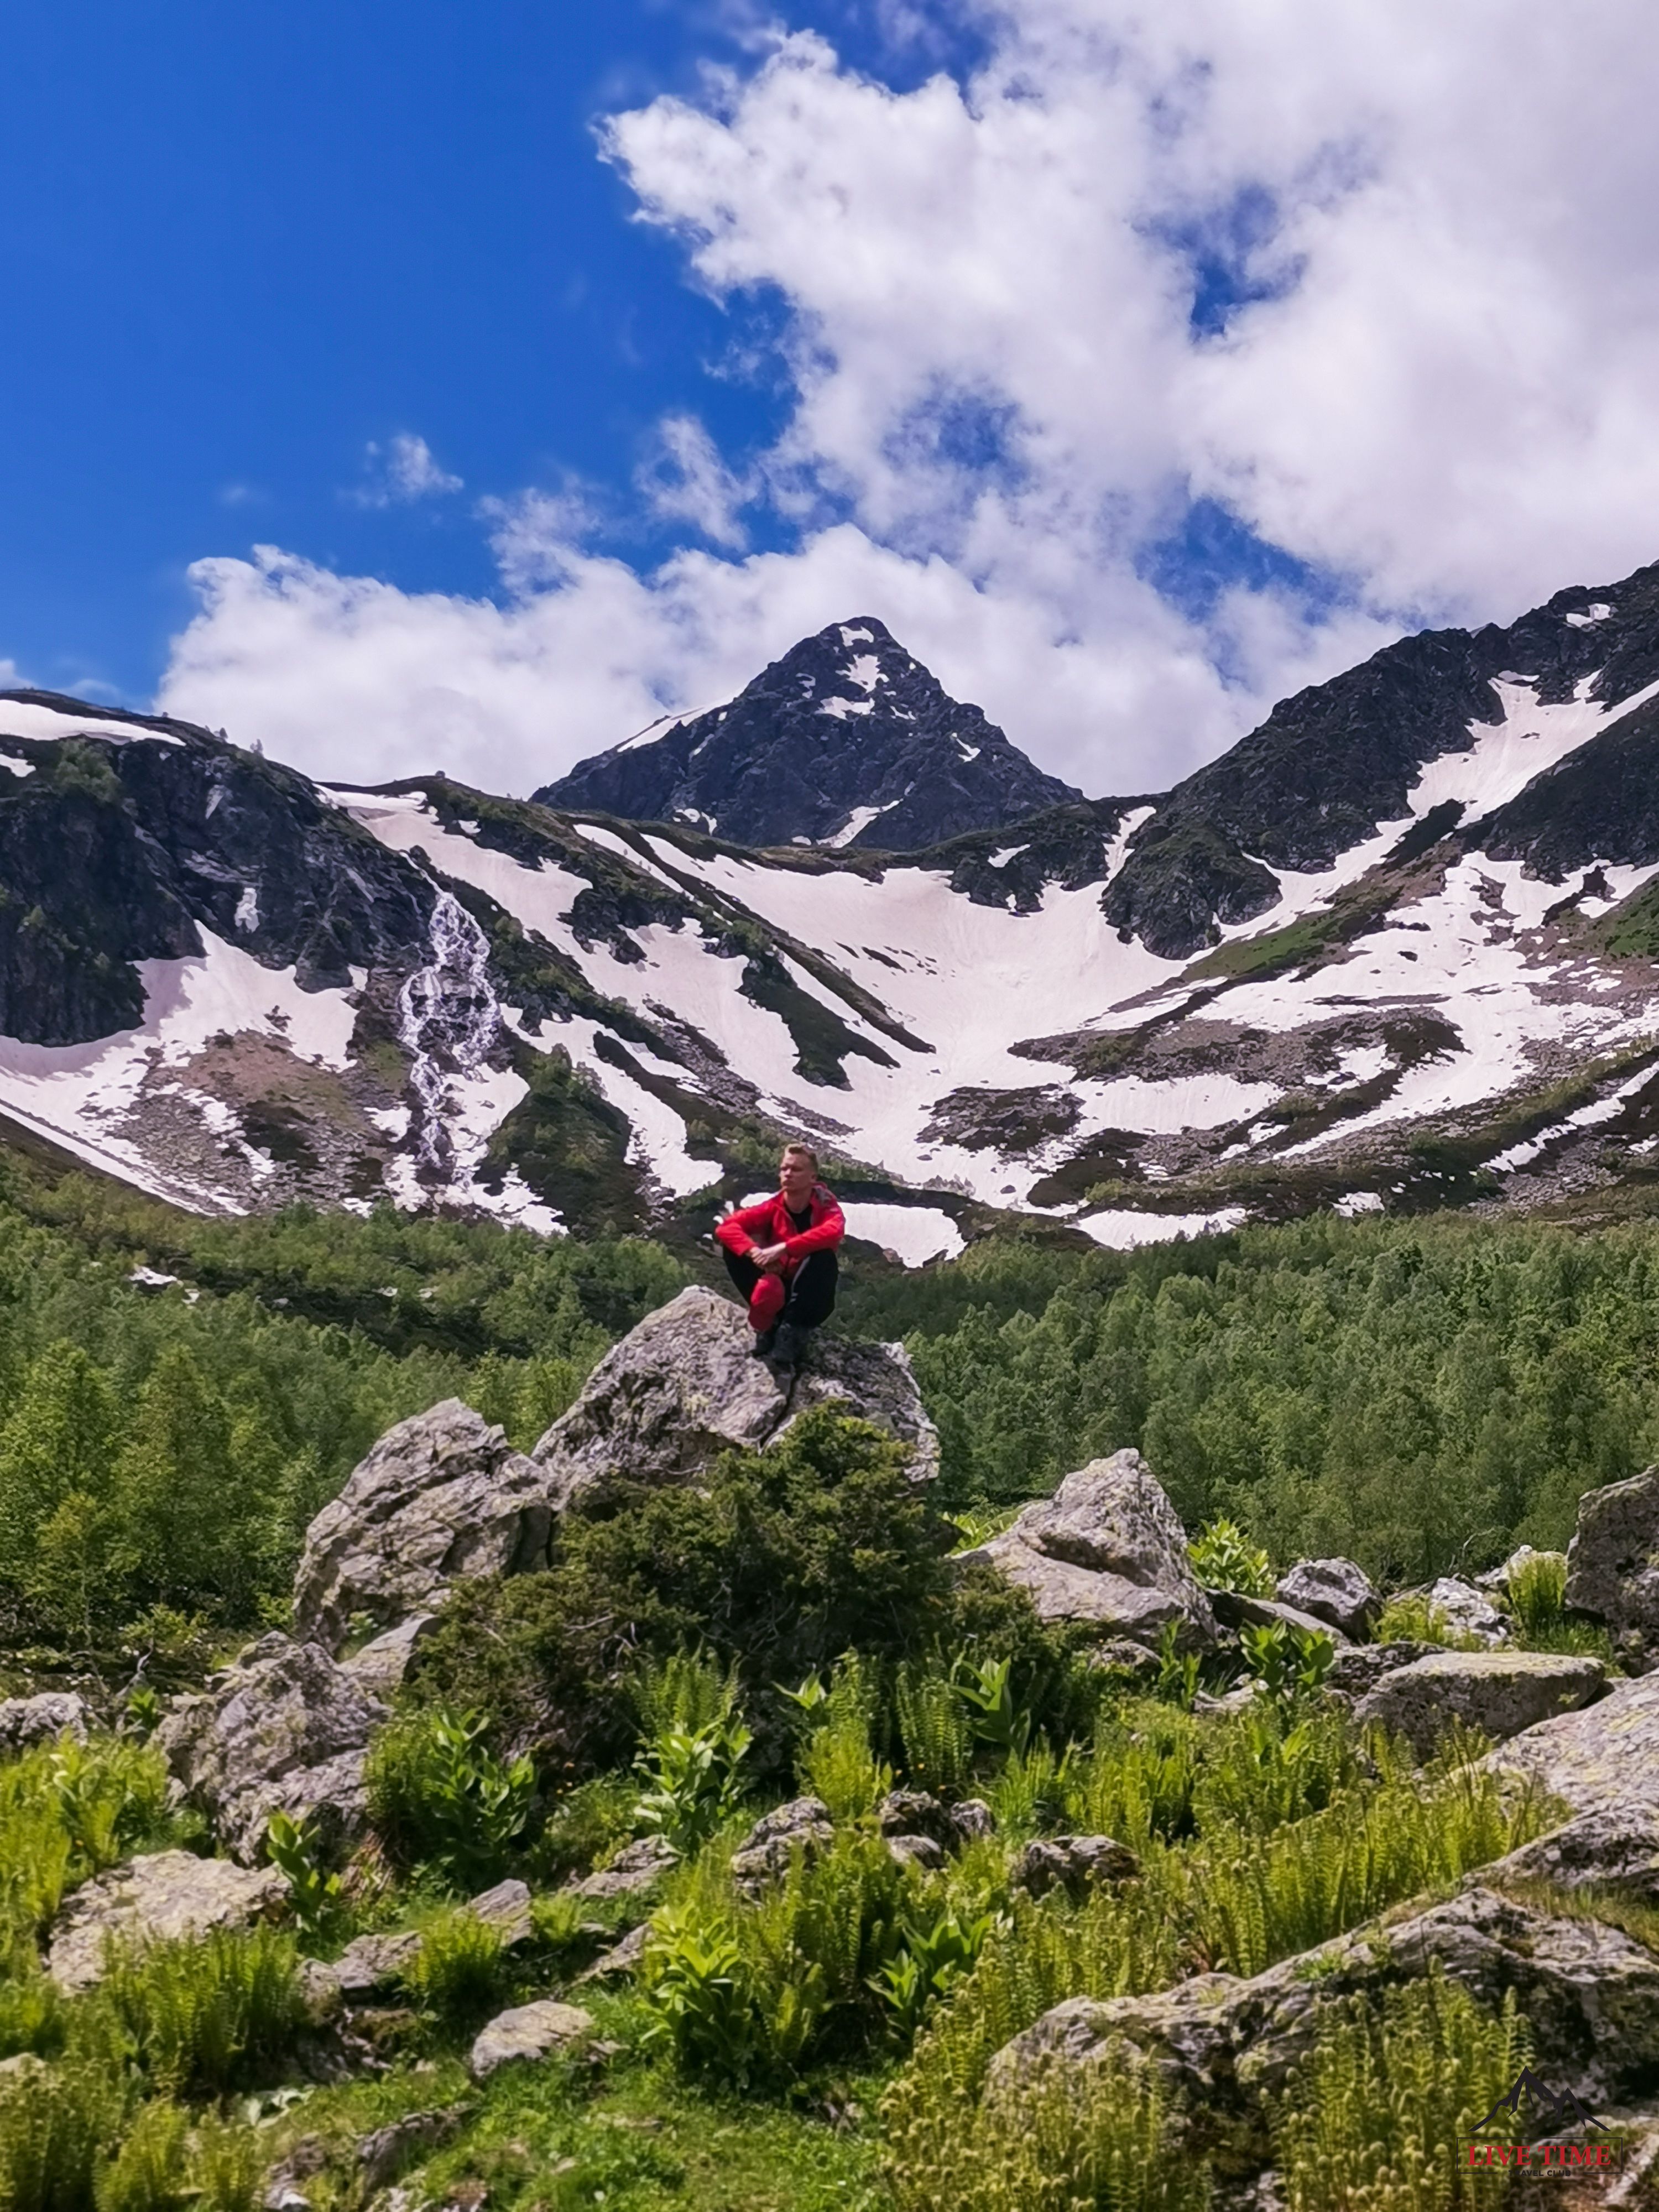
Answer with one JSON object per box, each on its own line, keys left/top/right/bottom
{"left": 161, "top": 0, "right": 1659, "bottom": 798}
{"left": 349, "top": 432, "right": 465, "bottom": 509}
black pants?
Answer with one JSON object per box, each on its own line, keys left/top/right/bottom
{"left": 722, "top": 1246, "right": 838, "bottom": 1330}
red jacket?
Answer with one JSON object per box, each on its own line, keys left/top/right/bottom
{"left": 716, "top": 1183, "right": 845, "bottom": 1270}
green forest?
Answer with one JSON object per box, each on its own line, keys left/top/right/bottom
{"left": 0, "top": 1145, "right": 1654, "bottom": 2210}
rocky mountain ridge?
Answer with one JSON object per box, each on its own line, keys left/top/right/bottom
{"left": 7, "top": 560, "right": 1659, "bottom": 1249}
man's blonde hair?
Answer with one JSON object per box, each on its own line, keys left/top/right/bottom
{"left": 781, "top": 1141, "right": 819, "bottom": 1172}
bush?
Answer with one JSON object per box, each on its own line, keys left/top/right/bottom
{"left": 1506, "top": 1550, "right": 1569, "bottom": 1636}
{"left": 365, "top": 1707, "right": 535, "bottom": 1889}
{"left": 93, "top": 2098, "right": 190, "bottom": 2212}
{"left": 404, "top": 1907, "right": 504, "bottom": 2027}
{"left": 85, "top": 1927, "right": 304, "bottom": 2097}
{"left": 0, "top": 2059, "right": 126, "bottom": 2212}
{"left": 1187, "top": 1516, "right": 1274, "bottom": 1597}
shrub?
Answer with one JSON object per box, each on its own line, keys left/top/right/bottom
{"left": 1374, "top": 1595, "right": 1482, "bottom": 1650}
{"left": 0, "top": 1952, "right": 65, "bottom": 2060}
{"left": 405, "top": 1907, "right": 504, "bottom": 2026}
{"left": 1188, "top": 1517, "right": 1274, "bottom": 1597}
{"left": 85, "top": 1927, "right": 305, "bottom": 2097}
{"left": 1275, "top": 1971, "right": 1530, "bottom": 2211}
{"left": 1506, "top": 1550, "right": 1569, "bottom": 1636}
{"left": 630, "top": 1652, "right": 753, "bottom": 1853}
{"left": 1239, "top": 1619, "right": 1334, "bottom": 1700}
{"left": 0, "top": 2059, "right": 126, "bottom": 2212}
{"left": 365, "top": 1707, "right": 535, "bottom": 1889}
{"left": 800, "top": 1657, "right": 891, "bottom": 1821}
{"left": 261, "top": 1811, "right": 343, "bottom": 1943}
{"left": 893, "top": 1658, "right": 974, "bottom": 1797}
{"left": 94, "top": 2099, "right": 190, "bottom": 2212}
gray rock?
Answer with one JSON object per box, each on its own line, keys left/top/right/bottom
{"left": 1355, "top": 1648, "right": 1605, "bottom": 1757}
{"left": 47, "top": 1849, "right": 290, "bottom": 1993}
{"left": 1424, "top": 1577, "right": 1509, "bottom": 1645}
{"left": 1567, "top": 1467, "right": 1659, "bottom": 1643}
{"left": 1208, "top": 1589, "right": 1348, "bottom": 1646}
{"left": 468, "top": 1876, "right": 533, "bottom": 1945}
{"left": 329, "top": 1928, "right": 425, "bottom": 1997}
{"left": 987, "top": 1885, "right": 1659, "bottom": 2171}
{"left": 1274, "top": 1558, "right": 1378, "bottom": 1639}
{"left": 1474, "top": 1543, "right": 1555, "bottom": 1594}
{"left": 530, "top": 1286, "right": 938, "bottom": 1509}
{"left": 877, "top": 1790, "right": 954, "bottom": 1846}
{"left": 0, "top": 1692, "right": 87, "bottom": 1754}
{"left": 1324, "top": 1641, "right": 1434, "bottom": 1697}
{"left": 729, "top": 1797, "right": 836, "bottom": 1887}
{"left": 155, "top": 1632, "right": 387, "bottom": 1864}
{"left": 567, "top": 1835, "right": 679, "bottom": 1901}
{"left": 357, "top": 2106, "right": 471, "bottom": 2193}
{"left": 1087, "top": 1639, "right": 1162, "bottom": 1682}
{"left": 947, "top": 1798, "right": 996, "bottom": 1843}
{"left": 468, "top": 1999, "right": 594, "bottom": 2081}
{"left": 888, "top": 1833, "right": 945, "bottom": 1871}
{"left": 340, "top": 1614, "right": 437, "bottom": 1699}
{"left": 1483, "top": 1804, "right": 1659, "bottom": 1905}
{"left": 294, "top": 1401, "right": 550, "bottom": 1652}
{"left": 577, "top": 1922, "right": 650, "bottom": 1983}
{"left": 962, "top": 1451, "right": 1218, "bottom": 1651}
{"left": 1011, "top": 1834, "right": 1139, "bottom": 1898}
{"left": 1488, "top": 1669, "right": 1659, "bottom": 1815}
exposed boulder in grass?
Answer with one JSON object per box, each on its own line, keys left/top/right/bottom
{"left": 0, "top": 1692, "right": 87, "bottom": 1754}
{"left": 1354, "top": 1649, "right": 1605, "bottom": 1757}
{"left": 47, "top": 1849, "right": 290, "bottom": 1993}
{"left": 1423, "top": 1577, "right": 1509, "bottom": 1646}
{"left": 293, "top": 1401, "right": 551, "bottom": 1652}
{"left": 529, "top": 1286, "right": 938, "bottom": 1508}
{"left": 566, "top": 1835, "right": 679, "bottom": 1901}
{"left": 155, "top": 1632, "right": 387, "bottom": 1864}
{"left": 986, "top": 1886, "right": 1659, "bottom": 2174}
{"left": 1483, "top": 1803, "right": 1659, "bottom": 1904}
{"left": 1566, "top": 1466, "right": 1659, "bottom": 1646}
{"left": 877, "top": 1790, "right": 957, "bottom": 1849}
{"left": 730, "top": 1797, "right": 836, "bottom": 1889}
{"left": 1207, "top": 1588, "right": 1349, "bottom": 1645}
{"left": 1011, "top": 1834, "right": 1140, "bottom": 1899}
{"left": 961, "top": 1451, "right": 1219, "bottom": 1651}
{"left": 469, "top": 1999, "right": 594, "bottom": 2081}
{"left": 1274, "top": 1558, "right": 1379, "bottom": 1639}
{"left": 1324, "top": 1641, "right": 1434, "bottom": 1698}
{"left": 1487, "top": 1669, "right": 1659, "bottom": 1816}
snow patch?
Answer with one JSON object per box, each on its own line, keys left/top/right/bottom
{"left": 826, "top": 802, "right": 899, "bottom": 848}
{"left": 1333, "top": 1191, "right": 1385, "bottom": 1217}
{"left": 819, "top": 695, "right": 874, "bottom": 720}
{"left": 0, "top": 754, "right": 33, "bottom": 778}
{"left": 840, "top": 1202, "right": 963, "bottom": 1266}
{"left": 233, "top": 886, "right": 259, "bottom": 933}
{"left": 0, "top": 701, "right": 183, "bottom": 748}
{"left": 1564, "top": 604, "right": 1613, "bottom": 628}
{"left": 1078, "top": 1206, "right": 1248, "bottom": 1249}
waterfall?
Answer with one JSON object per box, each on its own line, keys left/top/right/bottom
{"left": 397, "top": 889, "right": 501, "bottom": 1172}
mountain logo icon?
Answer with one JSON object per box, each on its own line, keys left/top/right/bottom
{"left": 1469, "top": 2067, "right": 1608, "bottom": 2140}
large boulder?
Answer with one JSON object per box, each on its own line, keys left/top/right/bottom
{"left": 1325, "top": 1641, "right": 1434, "bottom": 1698}
{"left": 293, "top": 1400, "right": 551, "bottom": 1651}
{"left": 1566, "top": 1466, "right": 1659, "bottom": 1646}
{"left": 0, "top": 1692, "right": 87, "bottom": 1754}
{"left": 530, "top": 1285, "right": 938, "bottom": 1507}
{"left": 1484, "top": 1803, "right": 1659, "bottom": 1904}
{"left": 47, "top": 1849, "right": 289, "bottom": 1993}
{"left": 962, "top": 1451, "right": 1218, "bottom": 1650}
{"left": 155, "top": 1632, "right": 388, "bottom": 1864}
{"left": 1274, "top": 1558, "right": 1378, "bottom": 1639}
{"left": 1354, "top": 1648, "right": 1605, "bottom": 1757}
{"left": 469, "top": 1999, "right": 594, "bottom": 2081}
{"left": 1488, "top": 1668, "right": 1659, "bottom": 1816}
{"left": 987, "top": 1885, "right": 1659, "bottom": 2174}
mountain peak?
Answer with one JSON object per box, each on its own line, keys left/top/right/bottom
{"left": 534, "top": 616, "right": 1082, "bottom": 849}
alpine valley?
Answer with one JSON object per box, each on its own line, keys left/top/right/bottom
{"left": 7, "top": 568, "right": 1659, "bottom": 1260}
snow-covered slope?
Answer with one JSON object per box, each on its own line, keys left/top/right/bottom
{"left": 8, "top": 561, "right": 1659, "bottom": 1251}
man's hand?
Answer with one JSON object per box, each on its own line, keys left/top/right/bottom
{"left": 752, "top": 1242, "right": 788, "bottom": 1272}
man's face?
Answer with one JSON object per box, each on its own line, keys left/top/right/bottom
{"left": 779, "top": 1151, "right": 814, "bottom": 1206}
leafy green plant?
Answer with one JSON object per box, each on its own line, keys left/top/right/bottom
{"left": 874, "top": 1902, "right": 1001, "bottom": 2045}
{"left": 640, "top": 1901, "right": 758, "bottom": 2086}
{"left": 1374, "top": 1595, "right": 1481, "bottom": 1650}
{"left": 632, "top": 1712, "right": 753, "bottom": 1855}
{"left": 0, "top": 2058, "right": 127, "bottom": 2212}
{"left": 1506, "top": 1550, "right": 1569, "bottom": 1636}
{"left": 86, "top": 1927, "right": 305, "bottom": 2097}
{"left": 262, "top": 1811, "right": 343, "bottom": 1943}
{"left": 894, "top": 1658, "right": 975, "bottom": 1797}
{"left": 0, "top": 1950, "right": 65, "bottom": 2060}
{"left": 1240, "top": 1619, "right": 1334, "bottom": 1700}
{"left": 365, "top": 1707, "right": 535, "bottom": 1888}
{"left": 952, "top": 1656, "right": 1032, "bottom": 1760}
{"left": 404, "top": 1906, "right": 504, "bottom": 2026}
{"left": 987, "top": 1743, "right": 1068, "bottom": 1839}
{"left": 800, "top": 1653, "right": 892, "bottom": 1820}
{"left": 1187, "top": 1517, "right": 1274, "bottom": 1597}
{"left": 1153, "top": 1623, "right": 1202, "bottom": 1711}
{"left": 93, "top": 2098, "right": 190, "bottom": 2212}
{"left": 1275, "top": 1970, "right": 1530, "bottom": 2210}
{"left": 121, "top": 1686, "right": 161, "bottom": 1741}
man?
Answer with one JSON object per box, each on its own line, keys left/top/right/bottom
{"left": 715, "top": 1143, "right": 844, "bottom": 1367}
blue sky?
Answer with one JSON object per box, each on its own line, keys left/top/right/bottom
{"left": 5, "top": 3, "right": 1658, "bottom": 797}
{"left": 0, "top": 1, "right": 956, "bottom": 701}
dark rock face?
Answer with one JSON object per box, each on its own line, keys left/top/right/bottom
{"left": 0, "top": 697, "right": 435, "bottom": 1046}
{"left": 534, "top": 617, "right": 1080, "bottom": 850}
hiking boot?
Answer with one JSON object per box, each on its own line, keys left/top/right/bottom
{"left": 750, "top": 1326, "right": 778, "bottom": 1359}
{"left": 770, "top": 1322, "right": 806, "bottom": 1369}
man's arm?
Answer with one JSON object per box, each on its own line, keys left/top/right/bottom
{"left": 714, "top": 1198, "right": 776, "bottom": 1256}
{"left": 783, "top": 1192, "right": 845, "bottom": 1259}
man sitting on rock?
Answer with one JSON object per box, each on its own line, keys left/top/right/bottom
{"left": 715, "top": 1143, "right": 844, "bottom": 1368}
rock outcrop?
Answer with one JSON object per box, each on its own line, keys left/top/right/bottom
{"left": 1325, "top": 1641, "right": 1434, "bottom": 1697}
{"left": 1274, "top": 1558, "right": 1378, "bottom": 1639}
{"left": 47, "top": 1849, "right": 290, "bottom": 1992}
{"left": 988, "top": 1885, "right": 1659, "bottom": 2174}
{"left": 531, "top": 1285, "right": 939, "bottom": 1507}
{"left": 155, "top": 1632, "right": 388, "bottom": 1863}
{"left": 1485, "top": 1803, "right": 1659, "bottom": 1903}
{"left": 1011, "top": 1835, "right": 1139, "bottom": 1899}
{"left": 962, "top": 1451, "right": 1218, "bottom": 1649}
{"left": 1422, "top": 1577, "right": 1509, "bottom": 1645}
{"left": 730, "top": 1797, "right": 837, "bottom": 1889}
{"left": 1354, "top": 1649, "right": 1605, "bottom": 1757}
{"left": 469, "top": 1999, "right": 594, "bottom": 2081}
{"left": 1488, "top": 1668, "right": 1659, "bottom": 1815}
{"left": 293, "top": 1401, "right": 551, "bottom": 1651}
{"left": 0, "top": 1692, "right": 87, "bottom": 1753}
{"left": 566, "top": 1835, "right": 679, "bottom": 1902}
{"left": 1566, "top": 1465, "right": 1659, "bottom": 1647}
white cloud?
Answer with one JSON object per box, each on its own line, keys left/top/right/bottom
{"left": 160, "top": 2, "right": 1659, "bottom": 799}
{"left": 350, "top": 433, "right": 465, "bottom": 509}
